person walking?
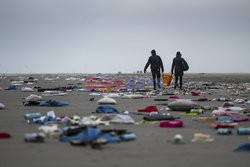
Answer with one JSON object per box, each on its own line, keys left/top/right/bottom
{"left": 171, "top": 51, "right": 188, "bottom": 90}
{"left": 144, "top": 49, "right": 164, "bottom": 90}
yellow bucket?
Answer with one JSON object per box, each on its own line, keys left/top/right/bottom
{"left": 162, "top": 73, "right": 172, "bottom": 86}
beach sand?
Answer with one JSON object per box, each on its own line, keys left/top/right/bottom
{"left": 0, "top": 73, "right": 250, "bottom": 167}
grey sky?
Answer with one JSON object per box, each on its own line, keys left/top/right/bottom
{"left": 0, "top": 0, "right": 249, "bottom": 73}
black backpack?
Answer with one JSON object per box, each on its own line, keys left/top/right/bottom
{"left": 181, "top": 60, "right": 189, "bottom": 71}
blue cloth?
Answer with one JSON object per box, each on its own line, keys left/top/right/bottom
{"left": 60, "top": 127, "right": 120, "bottom": 144}
{"left": 96, "top": 106, "right": 119, "bottom": 114}
{"left": 40, "top": 100, "right": 69, "bottom": 107}
{"left": 99, "top": 133, "right": 120, "bottom": 143}
{"left": 7, "top": 85, "right": 16, "bottom": 90}
{"left": 217, "top": 116, "right": 234, "bottom": 123}
{"left": 120, "top": 133, "right": 136, "bottom": 141}
{"left": 234, "top": 143, "right": 250, "bottom": 152}
{"left": 60, "top": 127, "right": 101, "bottom": 142}
{"left": 26, "top": 111, "right": 56, "bottom": 124}
{"left": 31, "top": 115, "right": 56, "bottom": 124}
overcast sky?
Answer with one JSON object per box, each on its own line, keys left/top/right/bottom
{"left": 0, "top": 0, "right": 249, "bottom": 73}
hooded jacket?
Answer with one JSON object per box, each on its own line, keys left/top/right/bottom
{"left": 144, "top": 54, "right": 164, "bottom": 73}
{"left": 171, "top": 55, "right": 187, "bottom": 76}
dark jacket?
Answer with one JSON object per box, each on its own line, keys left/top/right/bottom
{"left": 144, "top": 55, "right": 164, "bottom": 73}
{"left": 171, "top": 55, "right": 187, "bottom": 76}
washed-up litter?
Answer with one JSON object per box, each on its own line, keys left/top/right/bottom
{"left": 244, "top": 108, "right": 250, "bottom": 113}
{"left": 193, "top": 97, "right": 209, "bottom": 102}
{"left": 187, "top": 108, "right": 204, "bottom": 114}
{"left": 23, "top": 94, "right": 43, "bottom": 106}
{"left": 45, "top": 77, "right": 59, "bottom": 81}
{"left": 40, "top": 100, "right": 69, "bottom": 107}
{"left": 225, "top": 106, "right": 245, "bottom": 112}
{"left": 68, "top": 115, "right": 81, "bottom": 125}
{"left": 65, "top": 77, "right": 80, "bottom": 81}
{"left": 102, "top": 93, "right": 121, "bottom": 98}
{"left": 2, "top": 74, "right": 249, "bottom": 152}
{"left": 120, "top": 133, "right": 137, "bottom": 141}
{"left": 89, "top": 97, "right": 95, "bottom": 101}
{"left": 23, "top": 77, "right": 38, "bottom": 83}
{"left": 217, "top": 128, "right": 232, "bottom": 135}
{"left": 89, "top": 93, "right": 101, "bottom": 96}
{"left": 5, "top": 85, "right": 16, "bottom": 90}
{"left": 38, "top": 87, "right": 69, "bottom": 92}
{"left": 212, "top": 123, "right": 236, "bottom": 129}
{"left": 237, "top": 127, "right": 250, "bottom": 135}
{"left": 215, "top": 97, "right": 233, "bottom": 102}
{"left": 145, "top": 90, "right": 161, "bottom": 97}
{"left": 0, "top": 132, "right": 12, "bottom": 138}
{"left": 96, "top": 106, "right": 119, "bottom": 114}
{"left": 160, "top": 120, "right": 183, "bottom": 128}
{"left": 143, "top": 113, "right": 177, "bottom": 121}
{"left": 79, "top": 115, "right": 109, "bottom": 126}
{"left": 170, "top": 134, "right": 184, "bottom": 144}
{"left": 192, "top": 116, "right": 216, "bottom": 122}
{"left": 56, "top": 116, "right": 71, "bottom": 124}
{"left": 234, "top": 143, "right": 250, "bottom": 152}
{"left": 121, "top": 94, "right": 144, "bottom": 99}
{"left": 24, "top": 112, "right": 42, "bottom": 122}
{"left": 77, "top": 88, "right": 87, "bottom": 92}
{"left": 23, "top": 100, "right": 41, "bottom": 106}
{"left": 159, "top": 107, "right": 171, "bottom": 111}
{"left": 25, "top": 94, "right": 42, "bottom": 102}
{"left": 0, "top": 103, "right": 5, "bottom": 109}
{"left": 21, "top": 87, "right": 34, "bottom": 92}
{"left": 137, "top": 106, "right": 158, "bottom": 113}
{"left": 217, "top": 116, "right": 234, "bottom": 123}
{"left": 190, "top": 90, "right": 201, "bottom": 96}
{"left": 59, "top": 126, "right": 135, "bottom": 148}
{"left": 25, "top": 110, "right": 56, "bottom": 124}
{"left": 42, "top": 91, "right": 67, "bottom": 96}
{"left": 223, "top": 102, "right": 234, "bottom": 107}
{"left": 168, "top": 99, "right": 200, "bottom": 111}
{"left": 203, "top": 105, "right": 212, "bottom": 110}
{"left": 11, "top": 80, "right": 23, "bottom": 86}
{"left": 38, "top": 124, "right": 59, "bottom": 134}
{"left": 38, "top": 125, "right": 62, "bottom": 138}
{"left": 169, "top": 95, "right": 180, "bottom": 100}
{"left": 211, "top": 109, "right": 240, "bottom": 116}
{"left": 233, "top": 117, "right": 249, "bottom": 122}
{"left": 234, "top": 98, "right": 246, "bottom": 104}
{"left": 191, "top": 133, "right": 214, "bottom": 142}
{"left": 97, "top": 97, "right": 117, "bottom": 105}
{"left": 100, "top": 114, "right": 135, "bottom": 124}
{"left": 24, "top": 133, "right": 45, "bottom": 143}
{"left": 26, "top": 82, "right": 35, "bottom": 85}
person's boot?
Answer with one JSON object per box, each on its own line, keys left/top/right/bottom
{"left": 153, "top": 81, "right": 156, "bottom": 90}
{"left": 174, "top": 84, "right": 178, "bottom": 89}
{"left": 157, "top": 78, "right": 161, "bottom": 89}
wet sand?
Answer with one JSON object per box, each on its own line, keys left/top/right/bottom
{"left": 0, "top": 73, "right": 250, "bottom": 167}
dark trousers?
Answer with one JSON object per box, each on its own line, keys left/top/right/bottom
{"left": 174, "top": 75, "right": 183, "bottom": 89}
{"left": 152, "top": 70, "right": 161, "bottom": 89}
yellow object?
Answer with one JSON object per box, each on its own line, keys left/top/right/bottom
{"left": 162, "top": 73, "right": 172, "bottom": 86}
{"left": 191, "top": 133, "right": 214, "bottom": 142}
